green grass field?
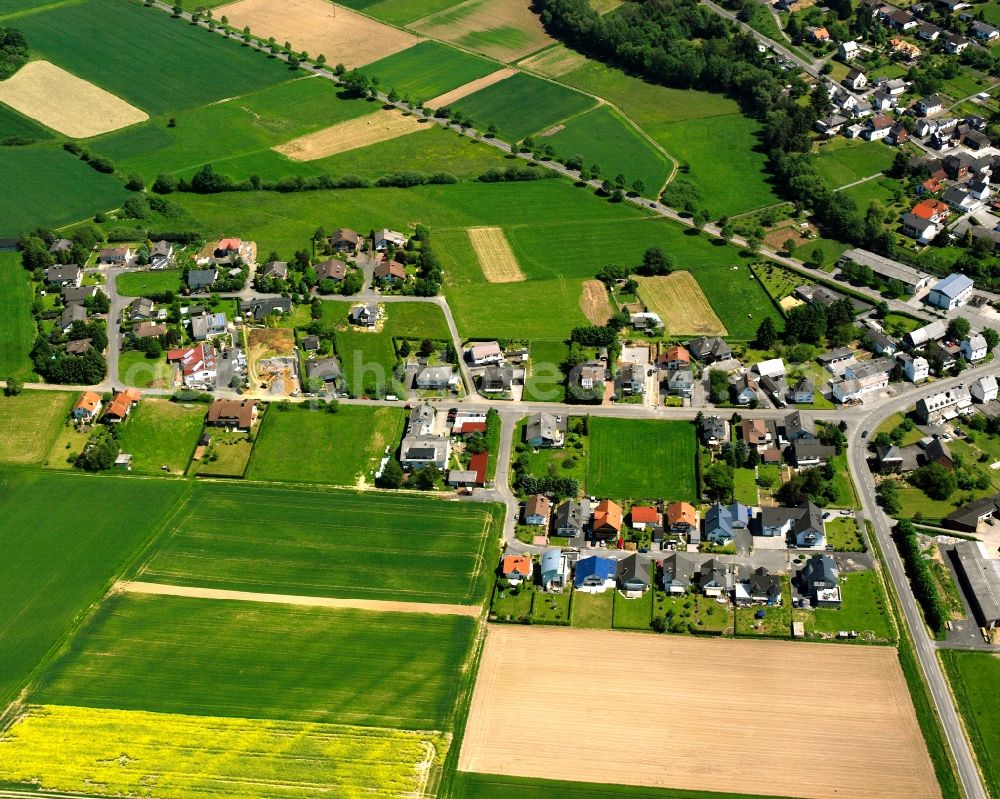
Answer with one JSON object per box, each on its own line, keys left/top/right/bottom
{"left": 115, "top": 399, "right": 204, "bottom": 475}
{"left": 0, "top": 252, "right": 37, "bottom": 379}
{"left": 522, "top": 340, "right": 569, "bottom": 402}
{"left": 91, "top": 77, "right": 373, "bottom": 183}
{"left": 118, "top": 350, "right": 175, "bottom": 389}
{"left": 570, "top": 588, "right": 614, "bottom": 628}
{"left": 334, "top": 0, "right": 466, "bottom": 25}
{"left": 612, "top": 588, "right": 653, "bottom": 629}
{"left": 247, "top": 404, "right": 405, "bottom": 485}
{"left": 0, "top": 147, "right": 131, "bottom": 237}
{"left": 361, "top": 41, "right": 497, "bottom": 102}
{"left": 191, "top": 429, "right": 255, "bottom": 477}
{"left": 586, "top": 419, "right": 697, "bottom": 500}
{"left": 115, "top": 269, "right": 184, "bottom": 297}
{"left": 0, "top": 103, "right": 54, "bottom": 140}
{"left": 15, "top": 0, "right": 294, "bottom": 115}
{"left": 453, "top": 773, "right": 804, "bottom": 799}
{"left": 813, "top": 139, "right": 895, "bottom": 188}
{"left": 36, "top": 592, "right": 475, "bottom": 730}
{"left": 545, "top": 104, "right": 671, "bottom": 195}
{"left": 842, "top": 177, "right": 900, "bottom": 210}
{"left": 0, "top": 468, "right": 186, "bottom": 708}
{"left": 0, "top": 704, "right": 450, "bottom": 799}
{"left": 941, "top": 649, "right": 1000, "bottom": 799}
{"left": 558, "top": 57, "right": 778, "bottom": 215}
{"left": 733, "top": 467, "right": 758, "bottom": 505}
{"left": 0, "top": 391, "right": 75, "bottom": 464}
{"left": 449, "top": 72, "right": 596, "bottom": 142}
{"left": 812, "top": 570, "right": 893, "bottom": 640}
{"left": 136, "top": 482, "right": 501, "bottom": 604}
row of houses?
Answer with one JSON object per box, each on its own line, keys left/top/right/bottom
{"left": 71, "top": 388, "right": 142, "bottom": 425}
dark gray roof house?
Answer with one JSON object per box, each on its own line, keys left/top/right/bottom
{"left": 945, "top": 494, "right": 1000, "bottom": 532}
{"left": 686, "top": 336, "right": 732, "bottom": 363}
{"left": 187, "top": 268, "right": 218, "bottom": 291}
{"left": 616, "top": 554, "right": 651, "bottom": 594}
{"left": 305, "top": 357, "right": 343, "bottom": 385}
{"left": 240, "top": 297, "right": 292, "bottom": 319}
{"left": 524, "top": 412, "right": 566, "bottom": 448}
{"left": 260, "top": 261, "right": 288, "bottom": 280}
{"left": 554, "top": 498, "right": 590, "bottom": 537}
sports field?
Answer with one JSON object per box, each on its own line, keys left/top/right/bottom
{"left": 115, "top": 399, "right": 205, "bottom": 475}
{"left": 275, "top": 109, "right": 426, "bottom": 161}
{"left": 15, "top": 0, "right": 294, "bottom": 115}
{"left": 545, "top": 104, "right": 671, "bottom": 195}
{"left": 411, "top": 0, "right": 557, "bottom": 61}
{"left": 0, "top": 251, "right": 37, "bottom": 379}
{"left": 247, "top": 404, "right": 405, "bottom": 485}
{"left": 636, "top": 272, "right": 728, "bottom": 336}
{"left": 36, "top": 592, "right": 474, "bottom": 730}
{"left": 460, "top": 626, "right": 940, "bottom": 799}
{"left": 335, "top": 0, "right": 466, "bottom": 25}
{"left": 216, "top": 0, "right": 419, "bottom": 68}
{"left": 0, "top": 61, "right": 147, "bottom": 138}
{"left": 0, "top": 147, "right": 131, "bottom": 237}
{"left": 360, "top": 40, "right": 497, "bottom": 103}
{"left": 0, "top": 469, "right": 185, "bottom": 708}
{"left": 587, "top": 418, "right": 697, "bottom": 500}
{"left": 941, "top": 650, "right": 1000, "bottom": 799}
{"left": 0, "top": 705, "right": 449, "bottom": 799}
{"left": 0, "top": 390, "right": 74, "bottom": 464}
{"left": 135, "top": 482, "right": 501, "bottom": 604}
{"left": 468, "top": 226, "right": 525, "bottom": 283}
{"left": 92, "top": 77, "right": 374, "bottom": 182}
{"left": 448, "top": 71, "right": 596, "bottom": 142}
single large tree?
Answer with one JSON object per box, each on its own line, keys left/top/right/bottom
{"left": 755, "top": 317, "right": 778, "bottom": 349}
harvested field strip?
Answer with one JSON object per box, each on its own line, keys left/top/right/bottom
{"left": 579, "top": 279, "right": 612, "bottom": 325}
{"left": 0, "top": 60, "right": 147, "bottom": 138}
{"left": 274, "top": 109, "right": 426, "bottom": 161}
{"left": 410, "top": 0, "right": 557, "bottom": 61}
{"left": 118, "top": 580, "right": 481, "bottom": 616}
{"left": 36, "top": 592, "right": 476, "bottom": 730}
{"left": 460, "top": 626, "right": 940, "bottom": 799}
{"left": 426, "top": 68, "right": 516, "bottom": 108}
{"left": 519, "top": 45, "right": 589, "bottom": 77}
{"left": 215, "top": 0, "right": 419, "bottom": 69}
{"left": 0, "top": 704, "right": 449, "bottom": 799}
{"left": 468, "top": 226, "right": 524, "bottom": 283}
{"left": 636, "top": 271, "right": 728, "bottom": 337}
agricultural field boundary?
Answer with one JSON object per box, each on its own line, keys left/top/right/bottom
{"left": 426, "top": 67, "right": 516, "bottom": 108}
{"left": 116, "top": 581, "right": 481, "bottom": 617}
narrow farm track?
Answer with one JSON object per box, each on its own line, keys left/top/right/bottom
{"left": 115, "top": 580, "right": 482, "bottom": 617}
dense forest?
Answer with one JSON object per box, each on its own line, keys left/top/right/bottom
{"left": 532, "top": 0, "right": 893, "bottom": 254}
{"left": 0, "top": 28, "right": 28, "bottom": 81}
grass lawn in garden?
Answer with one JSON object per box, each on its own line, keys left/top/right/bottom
{"left": 114, "top": 399, "right": 204, "bottom": 475}
{"left": 492, "top": 580, "right": 534, "bottom": 620}
{"left": 522, "top": 340, "right": 569, "bottom": 402}
{"left": 0, "top": 468, "right": 185, "bottom": 708}
{"left": 735, "top": 578, "right": 791, "bottom": 637}
{"left": 754, "top": 260, "right": 802, "bottom": 301}
{"left": 941, "top": 649, "right": 1000, "bottom": 799}
{"left": 247, "top": 404, "right": 405, "bottom": 485}
{"left": 825, "top": 516, "right": 865, "bottom": 552}
{"left": 0, "top": 390, "right": 75, "bottom": 464}
{"left": 0, "top": 252, "right": 38, "bottom": 379}
{"left": 35, "top": 592, "right": 475, "bottom": 731}
{"left": 733, "top": 467, "right": 759, "bottom": 505}
{"left": 544, "top": 104, "right": 672, "bottom": 195}
{"left": 448, "top": 71, "right": 596, "bottom": 142}
{"left": 571, "top": 589, "right": 614, "bottom": 628}
{"left": 813, "top": 570, "right": 894, "bottom": 640}
{"left": 190, "top": 429, "right": 254, "bottom": 477}
{"left": 842, "top": 177, "right": 901, "bottom": 210}
{"left": 359, "top": 40, "right": 497, "bottom": 102}
{"left": 882, "top": 313, "right": 922, "bottom": 335}
{"left": 513, "top": 416, "right": 588, "bottom": 490}
{"left": 0, "top": 704, "right": 450, "bottom": 799}
{"left": 829, "top": 453, "right": 860, "bottom": 509}
{"left": 652, "top": 591, "right": 732, "bottom": 633}
{"left": 452, "top": 773, "right": 804, "bottom": 799}
{"left": 0, "top": 147, "right": 131, "bottom": 237}
{"left": 137, "top": 481, "right": 502, "bottom": 604}
{"left": 15, "top": 0, "right": 294, "bottom": 115}
{"left": 43, "top": 417, "right": 92, "bottom": 469}
{"left": 531, "top": 590, "right": 572, "bottom": 624}
{"left": 612, "top": 589, "right": 653, "bottom": 630}
{"left": 116, "top": 269, "right": 184, "bottom": 297}
{"left": 813, "top": 139, "right": 895, "bottom": 188}
{"left": 587, "top": 418, "right": 696, "bottom": 500}
{"left": 334, "top": 0, "right": 466, "bottom": 25}
{"left": 117, "top": 350, "right": 174, "bottom": 389}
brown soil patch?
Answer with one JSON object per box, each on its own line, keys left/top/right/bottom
{"left": 763, "top": 221, "right": 819, "bottom": 252}
{"left": 411, "top": 0, "right": 556, "bottom": 61}
{"left": 579, "top": 279, "right": 612, "bottom": 325}
{"left": 537, "top": 124, "right": 564, "bottom": 137}
{"left": 460, "top": 626, "right": 940, "bottom": 799}
{"left": 274, "top": 110, "right": 425, "bottom": 161}
{"left": 116, "top": 581, "right": 478, "bottom": 617}
{"left": 519, "top": 45, "right": 588, "bottom": 77}
{"left": 0, "top": 61, "right": 147, "bottom": 138}
{"left": 635, "top": 271, "right": 727, "bottom": 337}
{"left": 215, "top": 0, "right": 419, "bottom": 68}
{"left": 425, "top": 68, "right": 516, "bottom": 109}
{"left": 780, "top": 295, "right": 805, "bottom": 311}
{"left": 467, "top": 227, "right": 525, "bottom": 283}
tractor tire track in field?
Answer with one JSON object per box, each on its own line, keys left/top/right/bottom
{"left": 115, "top": 580, "right": 481, "bottom": 617}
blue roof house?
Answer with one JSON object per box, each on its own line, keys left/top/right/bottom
{"left": 574, "top": 556, "right": 616, "bottom": 592}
